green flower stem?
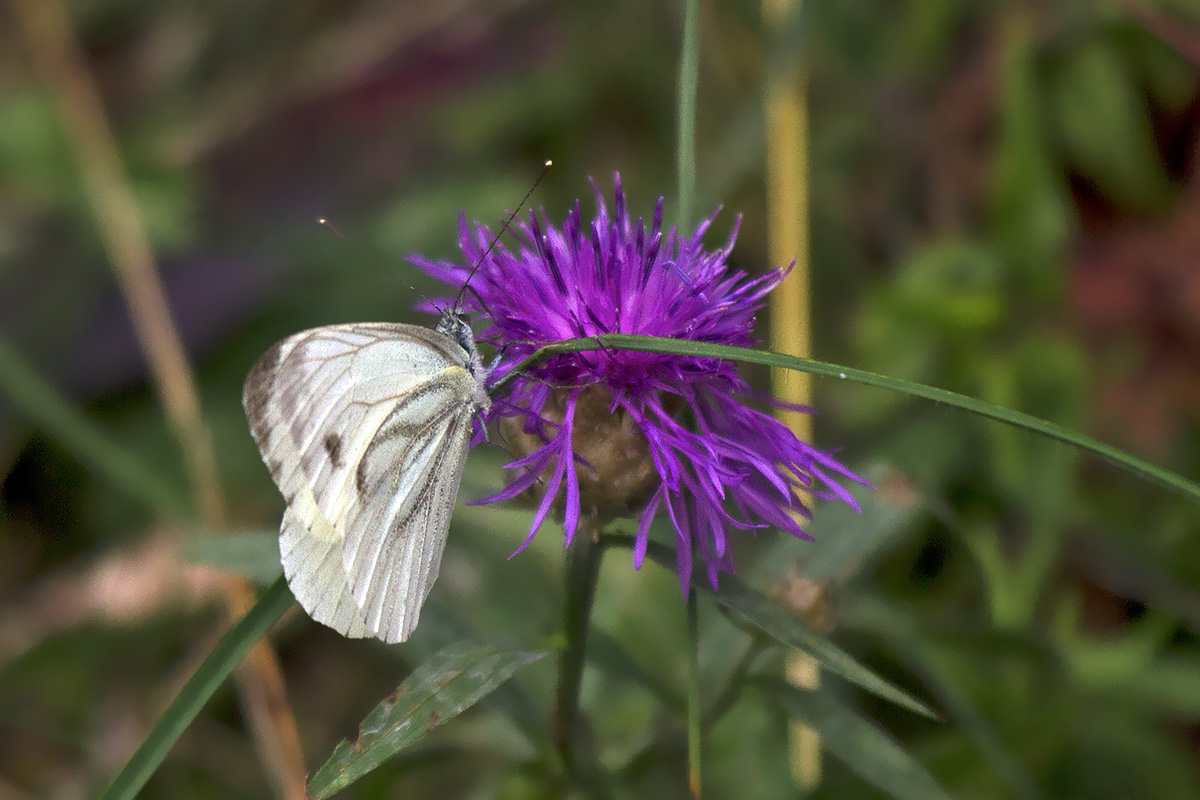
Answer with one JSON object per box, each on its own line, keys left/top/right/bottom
{"left": 555, "top": 526, "right": 606, "bottom": 778}
{"left": 686, "top": 592, "right": 703, "bottom": 799}
{"left": 676, "top": 0, "right": 700, "bottom": 229}
{"left": 99, "top": 577, "right": 294, "bottom": 800}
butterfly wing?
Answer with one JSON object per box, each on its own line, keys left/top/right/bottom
{"left": 279, "top": 505, "right": 370, "bottom": 638}
{"left": 243, "top": 323, "right": 480, "bottom": 641}
{"left": 340, "top": 369, "right": 479, "bottom": 642}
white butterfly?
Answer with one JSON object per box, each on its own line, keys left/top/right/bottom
{"left": 243, "top": 309, "right": 490, "bottom": 643}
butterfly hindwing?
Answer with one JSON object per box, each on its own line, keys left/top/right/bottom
{"left": 243, "top": 322, "right": 484, "bottom": 642}
{"left": 279, "top": 506, "right": 370, "bottom": 639}
{"left": 341, "top": 369, "right": 479, "bottom": 642}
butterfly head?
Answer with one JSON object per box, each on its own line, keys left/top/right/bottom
{"left": 436, "top": 308, "right": 486, "bottom": 380}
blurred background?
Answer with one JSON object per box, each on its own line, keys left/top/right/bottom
{"left": 2, "top": 0, "right": 1200, "bottom": 797}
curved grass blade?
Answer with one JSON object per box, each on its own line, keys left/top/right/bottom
{"left": 495, "top": 335, "right": 1200, "bottom": 506}
{"left": 754, "top": 677, "right": 952, "bottom": 800}
{"left": 636, "top": 539, "right": 938, "bottom": 719}
{"left": 99, "top": 577, "right": 293, "bottom": 800}
{"left": 308, "top": 642, "right": 548, "bottom": 798}
{"left": 0, "top": 339, "right": 191, "bottom": 519}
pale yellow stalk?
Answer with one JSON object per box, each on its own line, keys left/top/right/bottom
{"left": 763, "top": 0, "right": 820, "bottom": 788}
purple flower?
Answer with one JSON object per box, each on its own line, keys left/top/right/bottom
{"left": 410, "top": 175, "right": 868, "bottom": 594}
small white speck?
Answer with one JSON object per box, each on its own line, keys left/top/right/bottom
{"left": 839, "top": 372, "right": 846, "bottom": 379}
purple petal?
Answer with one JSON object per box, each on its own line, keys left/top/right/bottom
{"left": 406, "top": 173, "right": 873, "bottom": 593}
{"left": 633, "top": 485, "right": 664, "bottom": 570}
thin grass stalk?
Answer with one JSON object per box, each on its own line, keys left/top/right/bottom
{"left": 677, "top": 0, "right": 701, "bottom": 230}
{"left": 554, "top": 522, "right": 607, "bottom": 792}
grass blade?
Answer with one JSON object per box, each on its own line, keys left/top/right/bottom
{"left": 99, "top": 577, "right": 293, "bottom": 800}
{"left": 637, "top": 540, "right": 938, "bottom": 719}
{"left": 496, "top": 335, "right": 1200, "bottom": 506}
{"left": 755, "top": 677, "right": 952, "bottom": 800}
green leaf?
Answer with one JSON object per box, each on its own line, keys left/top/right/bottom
{"left": 638, "top": 540, "right": 938, "bottom": 719}
{"left": 181, "top": 530, "right": 283, "bottom": 584}
{"left": 712, "top": 576, "right": 938, "bottom": 720}
{"left": 887, "top": 240, "right": 1006, "bottom": 334}
{"left": 308, "top": 642, "right": 548, "bottom": 798}
{"left": 99, "top": 577, "right": 294, "bottom": 800}
{"left": 844, "top": 594, "right": 1045, "bottom": 800}
{"left": 754, "top": 677, "right": 953, "bottom": 800}
{"left": 383, "top": 596, "right": 554, "bottom": 758}
{"left": 496, "top": 334, "right": 1200, "bottom": 508}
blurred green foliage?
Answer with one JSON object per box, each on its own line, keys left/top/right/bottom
{"left": 2, "top": 0, "right": 1200, "bottom": 798}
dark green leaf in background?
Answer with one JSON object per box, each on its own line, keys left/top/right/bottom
{"left": 1052, "top": 38, "right": 1173, "bottom": 213}
{"left": 640, "top": 539, "right": 939, "bottom": 720}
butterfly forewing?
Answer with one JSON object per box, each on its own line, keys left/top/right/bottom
{"left": 243, "top": 321, "right": 487, "bottom": 643}
{"left": 246, "top": 324, "right": 471, "bottom": 522}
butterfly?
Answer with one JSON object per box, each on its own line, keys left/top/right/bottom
{"left": 243, "top": 309, "right": 490, "bottom": 643}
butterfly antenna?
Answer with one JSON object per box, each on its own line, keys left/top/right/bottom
{"left": 454, "top": 159, "right": 553, "bottom": 314}
{"left": 317, "top": 216, "right": 438, "bottom": 310}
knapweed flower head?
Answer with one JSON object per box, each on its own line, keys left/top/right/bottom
{"left": 410, "top": 175, "right": 868, "bottom": 594}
